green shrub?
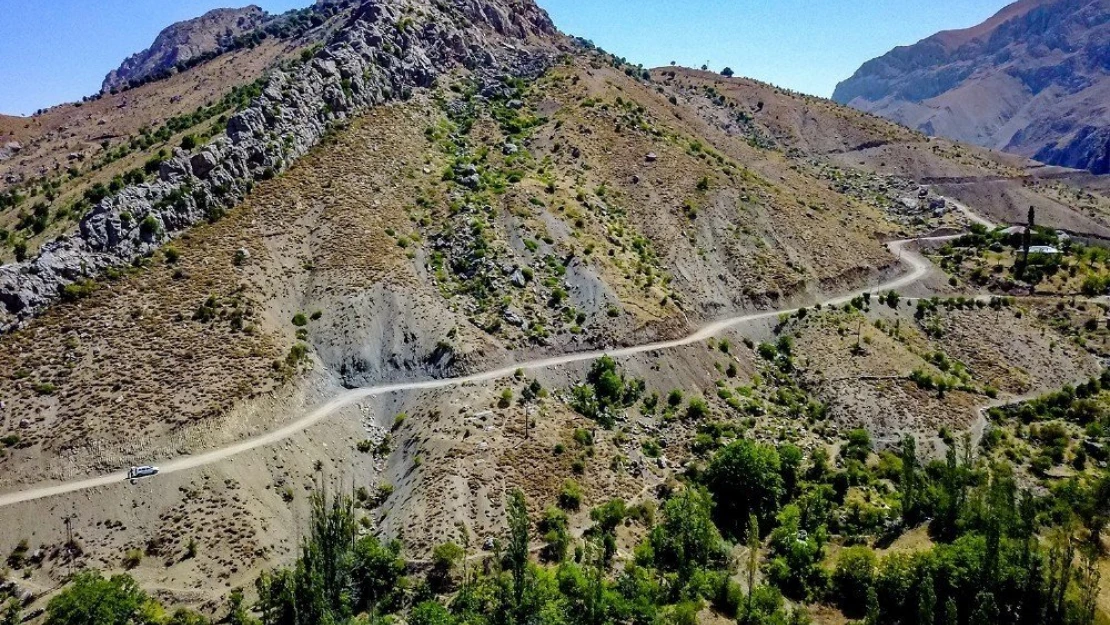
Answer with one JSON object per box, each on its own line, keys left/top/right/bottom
{"left": 60, "top": 279, "right": 98, "bottom": 302}
{"left": 123, "top": 548, "right": 143, "bottom": 569}
{"left": 668, "top": 389, "right": 684, "bottom": 407}
{"left": 139, "top": 214, "right": 160, "bottom": 237}
{"left": 686, "top": 398, "right": 709, "bottom": 420}
{"left": 558, "top": 480, "right": 583, "bottom": 510}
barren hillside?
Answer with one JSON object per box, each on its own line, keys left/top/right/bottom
{"left": 0, "top": 2, "right": 1107, "bottom": 624}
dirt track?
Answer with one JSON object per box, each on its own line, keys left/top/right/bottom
{"left": 0, "top": 235, "right": 949, "bottom": 509}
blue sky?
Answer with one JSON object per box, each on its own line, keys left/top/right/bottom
{"left": 0, "top": 0, "right": 1013, "bottom": 116}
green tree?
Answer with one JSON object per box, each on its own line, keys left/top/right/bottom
{"left": 739, "top": 585, "right": 792, "bottom": 625}
{"left": 430, "top": 541, "right": 463, "bottom": 592}
{"left": 410, "top": 601, "right": 455, "bottom": 625}
{"left": 843, "top": 429, "right": 872, "bottom": 462}
{"left": 225, "top": 589, "right": 255, "bottom": 625}
{"left": 540, "top": 507, "right": 571, "bottom": 563}
{"left": 1018, "top": 206, "right": 1035, "bottom": 280}
{"left": 256, "top": 489, "right": 393, "bottom": 625}
{"left": 916, "top": 569, "right": 936, "bottom": 625}
{"left": 589, "top": 499, "right": 627, "bottom": 565}
{"left": 901, "top": 436, "right": 919, "bottom": 526}
{"left": 46, "top": 572, "right": 155, "bottom": 625}
{"left": 864, "top": 586, "right": 880, "bottom": 625}
{"left": 933, "top": 442, "right": 966, "bottom": 541}
{"left": 832, "top": 546, "right": 877, "bottom": 616}
{"left": 647, "top": 487, "right": 726, "bottom": 584}
{"left": 766, "top": 504, "right": 828, "bottom": 599}
{"left": 779, "top": 444, "right": 803, "bottom": 500}
{"left": 944, "top": 597, "right": 958, "bottom": 625}
{"left": 971, "top": 591, "right": 998, "bottom": 625}
{"left": 705, "top": 439, "right": 784, "bottom": 539}
{"left": 745, "top": 515, "right": 760, "bottom": 619}
{"left": 506, "top": 489, "right": 532, "bottom": 616}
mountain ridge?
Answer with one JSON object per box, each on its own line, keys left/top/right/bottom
{"left": 0, "top": 0, "right": 562, "bottom": 330}
{"left": 833, "top": 0, "right": 1110, "bottom": 174}
{"left": 102, "top": 5, "right": 270, "bottom": 93}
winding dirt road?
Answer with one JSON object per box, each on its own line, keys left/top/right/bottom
{"left": 0, "top": 235, "right": 951, "bottom": 509}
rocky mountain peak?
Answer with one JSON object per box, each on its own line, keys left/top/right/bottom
{"left": 102, "top": 5, "right": 268, "bottom": 93}
{"left": 833, "top": 0, "right": 1110, "bottom": 174}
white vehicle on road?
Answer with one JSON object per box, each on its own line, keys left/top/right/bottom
{"left": 127, "top": 466, "right": 159, "bottom": 480}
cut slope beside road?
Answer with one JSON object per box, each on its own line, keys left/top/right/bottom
{"left": 0, "top": 235, "right": 947, "bottom": 509}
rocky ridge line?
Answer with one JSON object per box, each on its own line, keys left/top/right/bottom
{"left": 0, "top": 0, "right": 560, "bottom": 331}
{"left": 102, "top": 6, "right": 270, "bottom": 93}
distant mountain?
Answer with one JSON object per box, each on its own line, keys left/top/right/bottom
{"left": 833, "top": 0, "right": 1110, "bottom": 174}
{"left": 102, "top": 6, "right": 269, "bottom": 93}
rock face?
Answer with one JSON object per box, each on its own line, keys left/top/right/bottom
{"left": 833, "top": 0, "right": 1110, "bottom": 174}
{"left": 1, "top": 0, "right": 560, "bottom": 330}
{"left": 102, "top": 6, "right": 269, "bottom": 92}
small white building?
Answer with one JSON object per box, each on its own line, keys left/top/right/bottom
{"left": 1028, "top": 245, "right": 1060, "bottom": 255}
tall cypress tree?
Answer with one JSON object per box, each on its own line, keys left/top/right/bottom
{"left": 901, "top": 435, "right": 919, "bottom": 526}
{"left": 944, "top": 598, "right": 958, "bottom": 625}
{"left": 1018, "top": 555, "right": 1046, "bottom": 625}
{"left": 971, "top": 591, "right": 998, "bottom": 625}
{"left": 916, "top": 569, "right": 936, "bottom": 625}
{"left": 746, "top": 514, "right": 760, "bottom": 619}
{"left": 506, "top": 489, "right": 532, "bottom": 620}
{"left": 1018, "top": 205, "right": 1035, "bottom": 280}
{"left": 864, "top": 586, "right": 880, "bottom": 625}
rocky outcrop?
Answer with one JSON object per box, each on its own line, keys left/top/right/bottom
{"left": 102, "top": 6, "right": 269, "bottom": 93}
{"left": 833, "top": 0, "right": 1110, "bottom": 174}
{"left": 2, "top": 0, "right": 560, "bottom": 330}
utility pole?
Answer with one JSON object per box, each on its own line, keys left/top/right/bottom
{"left": 62, "top": 512, "right": 75, "bottom": 580}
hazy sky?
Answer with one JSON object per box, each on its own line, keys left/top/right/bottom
{"left": 0, "top": 0, "right": 1014, "bottom": 116}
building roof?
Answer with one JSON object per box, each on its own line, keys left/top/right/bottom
{"left": 1028, "top": 245, "right": 1060, "bottom": 255}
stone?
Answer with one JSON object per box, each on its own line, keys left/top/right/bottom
{"left": 503, "top": 308, "right": 525, "bottom": 326}
{"left": 645, "top": 152, "right": 657, "bottom": 162}
{"left": 510, "top": 269, "right": 527, "bottom": 287}
{"left": 190, "top": 150, "right": 220, "bottom": 179}
{"left": 0, "top": 141, "right": 22, "bottom": 162}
